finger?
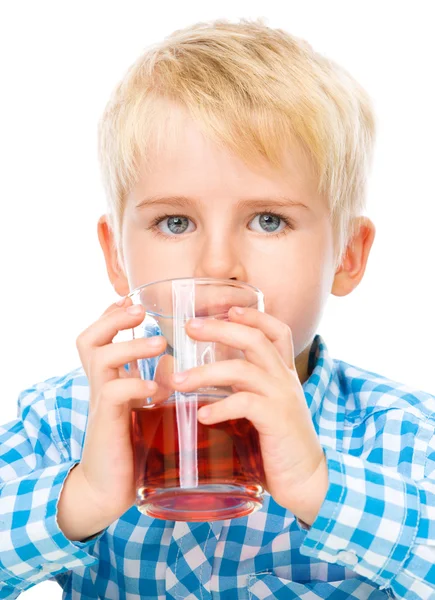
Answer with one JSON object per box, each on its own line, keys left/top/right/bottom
{"left": 228, "top": 306, "right": 295, "bottom": 369}
{"left": 90, "top": 336, "right": 166, "bottom": 393}
{"left": 77, "top": 302, "right": 146, "bottom": 362}
{"left": 196, "top": 391, "right": 285, "bottom": 437}
{"left": 185, "top": 316, "right": 288, "bottom": 380}
{"left": 171, "top": 359, "right": 280, "bottom": 398}
{"left": 101, "top": 295, "right": 133, "bottom": 317}
{"left": 95, "top": 377, "right": 159, "bottom": 420}
{"left": 152, "top": 353, "right": 176, "bottom": 403}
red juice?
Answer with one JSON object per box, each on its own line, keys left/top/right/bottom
{"left": 130, "top": 395, "right": 266, "bottom": 521}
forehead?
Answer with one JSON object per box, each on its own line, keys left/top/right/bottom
{"left": 129, "top": 107, "right": 323, "bottom": 209}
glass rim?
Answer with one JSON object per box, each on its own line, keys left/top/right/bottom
{"left": 127, "top": 276, "right": 263, "bottom": 299}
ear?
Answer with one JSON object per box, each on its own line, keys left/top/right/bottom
{"left": 331, "top": 217, "right": 376, "bottom": 297}
{"left": 97, "top": 215, "right": 130, "bottom": 296}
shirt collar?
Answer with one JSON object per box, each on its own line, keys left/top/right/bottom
{"left": 302, "top": 334, "right": 335, "bottom": 420}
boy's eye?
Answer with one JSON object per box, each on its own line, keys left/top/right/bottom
{"left": 252, "top": 214, "right": 284, "bottom": 233}
{"left": 160, "top": 216, "right": 192, "bottom": 235}
{"left": 149, "top": 212, "right": 293, "bottom": 238}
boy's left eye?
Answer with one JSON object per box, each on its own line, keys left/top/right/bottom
{"left": 148, "top": 212, "right": 294, "bottom": 239}
{"left": 250, "top": 213, "right": 287, "bottom": 234}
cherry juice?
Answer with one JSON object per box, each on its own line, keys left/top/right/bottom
{"left": 131, "top": 395, "right": 266, "bottom": 521}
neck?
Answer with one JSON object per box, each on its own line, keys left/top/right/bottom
{"left": 295, "top": 339, "right": 314, "bottom": 385}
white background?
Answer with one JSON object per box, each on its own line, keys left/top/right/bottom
{"left": 0, "top": 1, "right": 434, "bottom": 597}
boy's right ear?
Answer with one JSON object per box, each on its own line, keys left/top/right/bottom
{"left": 97, "top": 215, "right": 130, "bottom": 296}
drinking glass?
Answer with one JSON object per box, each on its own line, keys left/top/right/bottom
{"left": 126, "top": 277, "right": 266, "bottom": 521}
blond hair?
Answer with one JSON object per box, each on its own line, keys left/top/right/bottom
{"left": 97, "top": 17, "right": 376, "bottom": 272}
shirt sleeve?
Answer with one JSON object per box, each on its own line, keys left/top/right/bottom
{"left": 0, "top": 383, "right": 107, "bottom": 596}
{"left": 298, "top": 417, "right": 435, "bottom": 599}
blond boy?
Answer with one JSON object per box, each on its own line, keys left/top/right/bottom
{"left": 1, "top": 18, "right": 434, "bottom": 600}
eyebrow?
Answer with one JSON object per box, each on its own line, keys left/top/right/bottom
{"left": 135, "top": 195, "right": 309, "bottom": 211}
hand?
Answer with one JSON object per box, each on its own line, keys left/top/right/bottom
{"left": 169, "top": 307, "right": 329, "bottom": 525}
{"left": 74, "top": 297, "right": 167, "bottom": 522}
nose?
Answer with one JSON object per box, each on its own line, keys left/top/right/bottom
{"left": 193, "top": 232, "right": 246, "bottom": 282}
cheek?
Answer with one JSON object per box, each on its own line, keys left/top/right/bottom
{"left": 123, "top": 245, "right": 156, "bottom": 290}
{"left": 263, "top": 240, "right": 334, "bottom": 354}
{"left": 268, "top": 278, "right": 326, "bottom": 355}
{"left": 122, "top": 224, "right": 180, "bottom": 290}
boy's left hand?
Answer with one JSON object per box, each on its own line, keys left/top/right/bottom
{"left": 170, "top": 306, "right": 329, "bottom": 526}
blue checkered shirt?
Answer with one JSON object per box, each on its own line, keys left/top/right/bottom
{"left": 1, "top": 334, "right": 435, "bottom": 599}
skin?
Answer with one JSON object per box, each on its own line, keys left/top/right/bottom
{"left": 97, "top": 107, "right": 375, "bottom": 524}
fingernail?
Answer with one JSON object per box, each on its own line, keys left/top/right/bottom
{"left": 232, "top": 306, "right": 245, "bottom": 315}
{"left": 189, "top": 319, "right": 204, "bottom": 328}
{"left": 173, "top": 372, "right": 188, "bottom": 383}
{"left": 127, "top": 305, "right": 143, "bottom": 315}
{"left": 198, "top": 406, "right": 211, "bottom": 419}
{"left": 149, "top": 336, "right": 162, "bottom": 346}
{"left": 116, "top": 297, "right": 126, "bottom": 306}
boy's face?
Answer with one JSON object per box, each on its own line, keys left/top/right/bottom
{"left": 99, "top": 108, "right": 374, "bottom": 381}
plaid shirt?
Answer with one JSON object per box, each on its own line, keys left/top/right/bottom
{"left": 1, "top": 334, "right": 435, "bottom": 599}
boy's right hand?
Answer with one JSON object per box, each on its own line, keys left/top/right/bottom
{"left": 57, "top": 296, "right": 167, "bottom": 540}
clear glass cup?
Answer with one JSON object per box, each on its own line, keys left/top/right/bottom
{"left": 126, "top": 277, "right": 266, "bottom": 521}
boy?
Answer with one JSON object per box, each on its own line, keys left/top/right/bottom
{"left": 1, "top": 17, "right": 434, "bottom": 600}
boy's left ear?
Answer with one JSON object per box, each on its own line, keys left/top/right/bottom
{"left": 331, "top": 217, "right": 376, "bottom": 297}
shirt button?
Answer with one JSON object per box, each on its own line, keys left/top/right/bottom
{"left": 337, "top": 550, "right": 358, "bottom": 566}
